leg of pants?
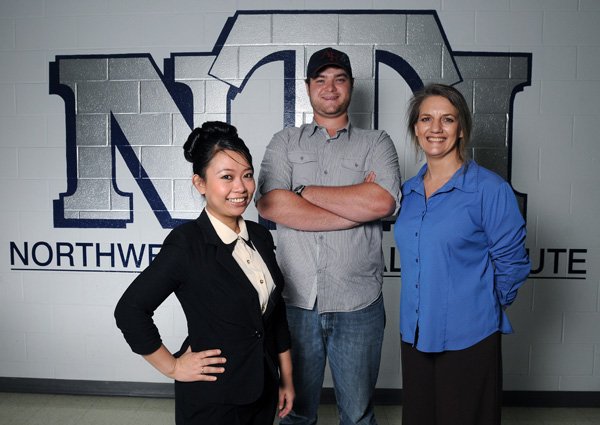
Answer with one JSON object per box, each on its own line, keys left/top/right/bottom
{"left": 400, "top": 340, "right": 436, "bottom": 425}
{"left": 175, "top": 363, "right": 278, "bottom": 425}
{"left": 327, "top": 295, "right": 385, "bottom": 425}
{"left": 434, "top": 332, "right": 502, "bottom": 425}
{"left": 282, "top": 296, "right": 385, "bottom": 425}
{"left": 280, "top": 305, "right": 327, "bottom": 425}
{"left": 401, "top": 332, "right": 502, "bottom": 425}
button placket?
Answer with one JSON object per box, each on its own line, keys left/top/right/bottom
{"left": 415, "top": 208, "right": 426, "bottom": 321}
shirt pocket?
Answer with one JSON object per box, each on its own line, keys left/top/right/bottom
{"left": 288, "top": 151, "right": 318, "bottom": 186}
{"left": 340, "top": 156, "right": 367, "bottom": 184}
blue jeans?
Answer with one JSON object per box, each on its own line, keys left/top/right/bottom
{"left": 281, "top": 295, "right": 385, "bottom": 425}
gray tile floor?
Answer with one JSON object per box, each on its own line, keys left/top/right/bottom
{"left": 1, "top": 392, "right": 599, "bottom": 425}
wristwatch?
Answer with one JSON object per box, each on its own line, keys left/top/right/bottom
{"left": 293, "top": 185, "right": 306, "bottom": 197}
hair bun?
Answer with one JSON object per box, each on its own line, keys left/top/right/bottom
{"left": 183, "top": 121, "right": 238, "bottom": 163}
{"left": 183, "top": 128, "right": 201, "bottom": 163}
{"left": 201, "top": 121, "right": 238, "bottom": 138}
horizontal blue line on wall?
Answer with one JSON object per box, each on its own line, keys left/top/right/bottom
{"left": 10, "top": 269, "right": 586, "bottom": 280}
{"left": 530, "top": 276, "right": 586, "bottom": 280}
{"left": 10, "top": 268, "right": 141, "bottom": 274}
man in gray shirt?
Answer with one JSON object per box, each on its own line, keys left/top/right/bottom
{"left": 256, "top": 47, "right": 401, "bottom": 425}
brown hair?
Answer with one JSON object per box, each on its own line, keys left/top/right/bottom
{"left": 406, "top": 83, "right": 472, "bottom": 162}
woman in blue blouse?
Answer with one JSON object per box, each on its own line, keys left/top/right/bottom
{"left": 394, "top": 84, "right": 530, "bottom": 425}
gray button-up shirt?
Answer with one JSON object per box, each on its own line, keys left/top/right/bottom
{"left": 256, "top": 121, "right": 401, "bottom": 313}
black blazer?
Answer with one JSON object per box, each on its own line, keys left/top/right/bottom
{"left": 115, "top": 210, "right": 291, "bottom": 406}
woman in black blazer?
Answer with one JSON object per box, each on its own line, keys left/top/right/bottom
{"left": 115, "top": 121, "right": 294, "bottom": 425}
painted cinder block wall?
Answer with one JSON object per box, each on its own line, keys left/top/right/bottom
{"left": 0, "top": 0, "right": 599, "bottom": 395}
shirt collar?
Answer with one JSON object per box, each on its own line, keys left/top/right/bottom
{"left": 402, "top": 163, "right": 427, "bottom": 196}
{"left": 308, "top": 120, "right": 351, "bottom": 139}
{"left": 402, "top": 160, "right": 479, "bottom": 196}
{"left": 453, "top": 160, "right": 478, "bottom": 193}
{"left": 205, "top": 208, "right": 250, "bottom": 245}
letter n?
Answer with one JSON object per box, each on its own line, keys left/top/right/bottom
{"left": 49, "top": 55, "right": 194, "bottom": 228}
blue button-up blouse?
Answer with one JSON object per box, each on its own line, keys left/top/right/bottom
{"left": 394, "top": 160, "right": 530, "bottom": 353}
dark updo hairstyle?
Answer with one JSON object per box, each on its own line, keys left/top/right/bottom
{"left": 183, "top": 121, "right": 253, "bottom": 178}
{"left": 407, "top": 83, "right": 472, "bottom": 162}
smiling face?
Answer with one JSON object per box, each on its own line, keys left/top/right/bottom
{"left": 193, "top": 149, "right": 255, "bottom": 231}
{"left": 306, "top": 66, "right": 352, "bottom": 122}
{"left": 414, "top": 95, "right": 464, "bottom": 163}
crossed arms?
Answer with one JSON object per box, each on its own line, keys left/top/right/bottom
{"left": 257, "top": 128, "right": 400, "bottom": 232}
{"left": 257, "top": 173, "right": 396, "bottom": 232}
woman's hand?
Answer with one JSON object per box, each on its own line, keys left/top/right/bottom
{"left": 278, "top": 380, "right": 295, "bottom": 418}
{"left": 142, "top": 345, "right": 226, "bottom": 382}
{"left": 172, "top": 346, "right": 227, "bottom": 382}
{"left": 277, "top": 349, "right": 294, "bottom": 418}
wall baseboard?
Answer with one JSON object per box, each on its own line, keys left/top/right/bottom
{"left": 0, "top": 377, "right": 173, "bottom": 398}
{"left": 1, "top": 377, "right": 599, "bottom": 407}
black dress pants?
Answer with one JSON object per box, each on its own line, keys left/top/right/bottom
{"left": 401, "top": 332, "right": 502, "bottom": 425}
{"left": 175, "top": 365, "right": 279, "bottom": 425}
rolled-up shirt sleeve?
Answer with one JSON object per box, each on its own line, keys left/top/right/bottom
{"left": 256, "top": 130, "right": 294, "bottom": 204}
{"left": 483, "top": 182, "right": 531, "bottom": 307}
{"left": 367, "top": 131, "right": 402, "bottom": 213}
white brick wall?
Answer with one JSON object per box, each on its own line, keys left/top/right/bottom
{"left": 0, "top": 0, "right": 598, "bottom": 393}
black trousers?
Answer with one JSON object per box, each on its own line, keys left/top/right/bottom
{"left": 175, "top": 366, "right": 279, "bottom": 425}
{"left": 401, "top": 332, "right": 502, "bottom": 425}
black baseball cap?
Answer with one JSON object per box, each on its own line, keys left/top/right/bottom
{"left": 306, "top": 47, "right": 353, "bottom": 79}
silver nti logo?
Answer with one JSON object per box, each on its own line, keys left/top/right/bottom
{"left": 50, "top": 11, "right": 531, "bottom": 229}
